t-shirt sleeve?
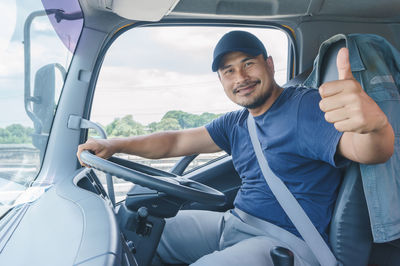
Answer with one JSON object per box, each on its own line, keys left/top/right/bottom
{"left": 297, "top": 90, "right": 349, "bottom": 168}
{"left": 205, "top": 112, "right": 237, "bottom": 155}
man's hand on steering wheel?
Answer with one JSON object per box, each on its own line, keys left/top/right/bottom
{"left": 77, "top": 138, "right": 117, "bottom": 167}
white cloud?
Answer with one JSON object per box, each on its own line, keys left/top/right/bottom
{"left": 0, "top": 47, "right": 22, "bottom": 78}
{"left": 92, "top": 66, "right": 238, "bottom": 126}
{"left": 150, "top": 26, "right": 288, "bottom": 68}
{"left": 32, "top": 20, "right": 54, "bottom": 32}
{"left": 0, "top": 0, "right": 17, "bottom": 57}
{"left": 0, "top": 7, "right": 72, "bottom": 128}
{"left": 152, "top": 27, "right": 224, "bottom": 54}
{"left": 0, "top": 37, "right": 69, "bottom": 80}
{"left": 116, "top": 26, "right": 288, "bottom": 74}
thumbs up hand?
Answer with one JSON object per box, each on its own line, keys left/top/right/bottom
{"left": 319, "top": 47, "right": 388, "bottom": 134}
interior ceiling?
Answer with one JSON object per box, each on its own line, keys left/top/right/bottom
{"left": 170, "top": 0, "right": 400, "bottom": 21}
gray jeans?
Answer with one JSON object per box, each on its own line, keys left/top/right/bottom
{"left": 155, "top": 209, "right": 318, "bottom": 266}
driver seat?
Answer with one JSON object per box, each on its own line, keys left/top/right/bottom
{"left": 274, "top": 37, "right": 400, "bottom": 266}
{"left": 313, "top": 39, "right": 400, "bottom": 265}
{"left": 318, "top": 39, "right": 374, "bottom": 265}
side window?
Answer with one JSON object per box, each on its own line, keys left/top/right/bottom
{"left": 90, "top": 26, "right": 288, "bottom": 201}
{"left": 0, "top": 0, "right": 83, "bottom": 212}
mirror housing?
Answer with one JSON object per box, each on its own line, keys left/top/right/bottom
{"left": 29, "top": 63, "right": 65, "bottom": 161}
{"left": 32, "top": 64, "right": 56, "bottom": 134}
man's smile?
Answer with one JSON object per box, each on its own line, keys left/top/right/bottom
{"left": 234, "top": 80, "right": 261, "bottom": 96}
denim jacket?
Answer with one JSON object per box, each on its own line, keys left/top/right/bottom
{"left": 304, "top": 33, "right": 400, "bottom": 243}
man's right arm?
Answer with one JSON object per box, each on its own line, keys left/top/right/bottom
{"left": 76, "top": 126, "right": 221, "bottom": 165}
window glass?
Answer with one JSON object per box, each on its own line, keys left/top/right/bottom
{"left": 0, "top": 0, "right": 83, "bottom": 216}
{"left": 91, "top": 26, "right": 288, "bottom": 202}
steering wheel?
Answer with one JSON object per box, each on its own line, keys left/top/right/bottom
{"left": 80, "top": 150, "right": 226, "bottom": 206}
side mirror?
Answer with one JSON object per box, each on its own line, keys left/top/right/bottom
{"left": 23, "top": 11, "right": 68, "bottom": 163}
{"left": 32, "top": 64, "right": 56, "bottom": 134}
{"left": 27, "top": 63, "right": 66, "bottom": 160}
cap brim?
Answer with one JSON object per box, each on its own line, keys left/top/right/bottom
{"left": 212, "top": 48, "right": 264, "bottom": 72}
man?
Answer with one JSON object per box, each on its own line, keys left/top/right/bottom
{"left": 77, "top": 31, "right": 394, "bottom": 265}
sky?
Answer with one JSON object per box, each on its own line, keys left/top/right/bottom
{"left": 91, "top": 27, "right": 288, "bottom": 126}
{"left": 0, "top": 0, "right": 74, "bottom": 128}
{"left": 0, "top": 0, "right": 288, "bottom": 128}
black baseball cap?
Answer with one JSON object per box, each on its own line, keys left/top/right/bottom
{"left": 212, "top": 30, "right": 268, "bottom": 72}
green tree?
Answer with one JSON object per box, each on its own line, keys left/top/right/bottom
{"left": 151, "top": 117, "right": 181, "bottom": 132}
{"left": 163, "top": 110, "right": 190, "bottom": 128}
{"left": 162, "top": 110, "right": 222, "bottom": 129}
{"left": 148, "top": 121, "right": 158, "bottom": 133}
{"left": 0, "top": 127, "right": 11, "bottom": 143}
{"left": 106, "top": 115, "right": 145, "bottom": 137}
{"left": 162, "top": 110, "right": 218, "bottom": 129}
{"left": 0, "top": 124, "right": 34, "bottom": 144}
{"left": 198, "top": 112, "right": 221, "bottom": 126}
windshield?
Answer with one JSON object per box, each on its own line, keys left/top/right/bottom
{"left": 0, "top": 0, "right": 83, "bottom": 216}
{"left": 91, "top": 26, "right": 288, "bottom": 201}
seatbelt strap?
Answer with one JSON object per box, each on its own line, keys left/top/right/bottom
{"left": 247, "top": 114, "right": 337, "bottom": 266}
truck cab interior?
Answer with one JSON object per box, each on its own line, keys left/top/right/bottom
{"left": 0, "top": 0, "right": 400, "bottom": 265}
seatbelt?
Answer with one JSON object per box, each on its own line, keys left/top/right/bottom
{"left": 247, "top": 114, "right": 337, "bottom": 266}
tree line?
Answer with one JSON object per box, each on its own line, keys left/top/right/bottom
{"left": 0, "top": 124, "right": 34, "bottom": 144}
{"left": 0, "top": 110, "right": 223, "bottom": 143}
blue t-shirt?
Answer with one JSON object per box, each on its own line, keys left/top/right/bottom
{"left": 205, "top": 86, "right": 347, "bottom": 242}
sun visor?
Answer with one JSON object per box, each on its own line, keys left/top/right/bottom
{"left": 99, "top": 0, "right": 180, "bottom": 21}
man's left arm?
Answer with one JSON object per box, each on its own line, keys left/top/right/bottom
{"left": 319, "top": 47, "right": 395, "bottom": 164}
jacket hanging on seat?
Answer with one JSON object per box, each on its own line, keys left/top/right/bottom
{"left": 304, "top": 33, "right": 400, "bottom": 243}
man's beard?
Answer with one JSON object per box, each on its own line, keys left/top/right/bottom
{"left": 240, "top": 89, "right": 272, "bottom": 109}
{"left": 232, "top": 79, "right": 274, "bottom": 109}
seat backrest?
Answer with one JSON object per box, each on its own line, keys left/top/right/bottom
{"left": 316, "top": 39, "right": 374, "bottom": 265}
{"left": 297, "top": 35, "right": 400, "bottom": 265}
{"left": 329, "top": 163, "right": 373, "bottom": 265}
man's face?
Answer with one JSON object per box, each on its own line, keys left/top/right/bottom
{"left": 218, "top": 51, "right": 276, "bottom": 112}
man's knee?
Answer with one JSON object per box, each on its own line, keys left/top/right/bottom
{"left": 156, "top": 210, "right": 225, "bottom": 265}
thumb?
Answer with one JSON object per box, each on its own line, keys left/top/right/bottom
{"left": 336, "top": 47, "right": 354, "bottom": 80}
